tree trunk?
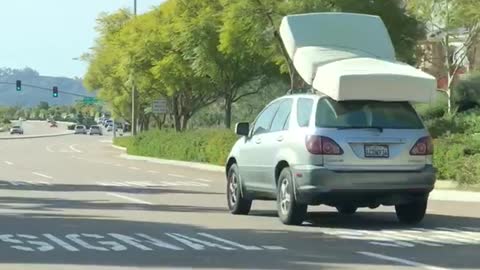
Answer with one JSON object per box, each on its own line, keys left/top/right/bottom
{"left": 447, "top": 88, "right": 452, "bottom": 115}
{"left": 224, "top": 97, "right": 233, "bottom": 129}
{"left": 181, "top": 115, "right": 190, "bottom": 131}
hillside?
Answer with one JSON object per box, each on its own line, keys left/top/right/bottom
{"left": 0, "top": 67, "right": 95, "bottom": 107}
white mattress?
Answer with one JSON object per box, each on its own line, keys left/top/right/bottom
{"left": 312, "top": 58, "right": 437, "bottom": 103}
{"left": 279, "top": 13, "right": 437, "bottom": 103}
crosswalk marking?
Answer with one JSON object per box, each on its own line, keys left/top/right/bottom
{"left": 319, "top": 227, "right": 480, "bottom": 248}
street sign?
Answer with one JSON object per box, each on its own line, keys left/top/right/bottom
{"left": 83, "top": 97, "right": 98, "bottom": 105}
{"left": 152, "top": 99, "right": 168, "bottom": 114}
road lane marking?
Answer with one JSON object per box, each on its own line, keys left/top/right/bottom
{"left": 4, "top": 161, "right": 13, "bottom": 165}
{"left": 168, "top": 173, "right": 186, "bottom": 178}
{"left": 199, "top": 233, "right": 262, "bottom": 250}
{"left": 358, "top": 251, "right": 451, "bottom": 270}
{"left": 195, "top": 178, "right": 213, "bottom": 182}
{"left": 128, "top": 167, "right": 140, "bottom": 171}
{"left": 43, "top": 234, "right": 79, "bottom": 252}
{"left": 262, "top": 245, "right": 287, "bottom": 250}
{"left": 69, "top": 144, "right": 83, "bottom": 153}
{"left": 32, "top": 172, "right": 53, "bottom": 179}
{"left": 98, "top": 181, "right": 209, "bottom": 188}
{"left": 106, "top": 193, "right": 153, "bottom": 205}
{"left": 168, "top": 233, "right": 233, "bottom": 250}
{"left": 0, "top": 233, "right": 287, "bottom": 252}
{"left": 46, "top": 145, "right": 55, "bottom": 153}
{"left": 114, "top": 164, "right": 122, "bottom": 167}
{"left": 147, "top": 170, "right": 159, "bottom": 174}
{"left": 318, "top": 227, "right": 480, "bottom": 248}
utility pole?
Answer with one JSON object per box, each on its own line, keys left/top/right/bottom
{"left": 131, "top": 0, "right": 138, "bottom": 135}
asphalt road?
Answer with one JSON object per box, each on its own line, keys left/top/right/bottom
{"left": 0, "top": 120, "right": 71, "bottom": 138}
{"left": 0, "top": 122, "right": 478, "bottom": 270}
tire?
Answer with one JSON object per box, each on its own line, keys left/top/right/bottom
{"left": 395, "top": 199, "right": 427, "bottom": 225}
{"left": 277, "top": 167, "right": 307, "bottom": 225}
{"left": 336, "top": 205, "right": 358, "bottom": 215}
{"left": 227, "top": 164, "right": 252, "bottom": 215}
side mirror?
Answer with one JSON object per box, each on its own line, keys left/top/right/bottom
{"left": 235, "top": 122, "right": 250, "bottom": 136}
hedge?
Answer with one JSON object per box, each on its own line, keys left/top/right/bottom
{"left": 113, "top": 114, "right": 480, "bottom": 186}
{"left": 114, "top": 129, "right": 238, "bottom": 166}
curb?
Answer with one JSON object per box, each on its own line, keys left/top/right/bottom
{"left": 430, "top": 189, "right": 480, "bottom": 202}
{"left": 112, "top": 144, "right": 223, "bottom": 172}
{"left": 111, "top": 145, "right": 127, "bottom": 151}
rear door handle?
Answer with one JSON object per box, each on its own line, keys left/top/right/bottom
{"left": 255, "top": 138, "right": 262, "bottom": 144}
{"left": 276, "top": 136, "right": 284, "bottom": 142}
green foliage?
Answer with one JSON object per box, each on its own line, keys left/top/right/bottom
{"left": 415, "top": 92, "right": 448, "bottom": 121}
{"left": 434, "top": 134, "right": 480, "bottom": 185}
{"left": 453, "top": 72, "right": 480, "bottom": 112}
{"left": 115, "top": 129, "right": 238, "bottom": 166}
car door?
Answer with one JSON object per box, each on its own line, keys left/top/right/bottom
{"left": 256, "top": 99, "right": 293, "bottom": 192}
{"left": 238, "top": 101, "right": 280, "bottom": 191}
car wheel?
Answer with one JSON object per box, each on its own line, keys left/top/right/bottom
{"left": 395, "top": 199, "right": 427, "bottom": 225}
{"left": 277, "top": 167, "right": 307, "bottom": 225}
{"left": 336, "top": 205, "right": 358, "bottom": 215}
{"left": 227, "top": 164, "right": 252, "bottom": 215}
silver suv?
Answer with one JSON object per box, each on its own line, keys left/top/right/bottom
{"left": 226, "top": 93, "right": 435, "bottom": 225}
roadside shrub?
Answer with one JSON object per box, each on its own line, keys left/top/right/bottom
{"left": 453, "top": 72, "right": 480, "bottom": 112}
{"left": 434, "top": 134, "right": 480, "bottom": 185}
{"left": 424, "top": 115, "right": 468, "bottom": 138}
{"left": 113, "top": 136, "right": 134, "bottom": 149}
{"left": 116, "top": 129, "right": 238, "bottom": 166}
{"left": 415, "top": 93, "right": 447, "bottom": 121}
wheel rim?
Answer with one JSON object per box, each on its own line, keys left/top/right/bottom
{"left": 280, "top": 178, "right": 291, "bottom": 215}
{"left": 229, "top": 174, "right": 238, "bottom": 206}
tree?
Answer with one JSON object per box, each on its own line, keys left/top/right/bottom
{"left": 407, "top": 0, "right": 480, "bottom": 113}
{"left": 38, "top": 101, "right": 49, "bottom": 111}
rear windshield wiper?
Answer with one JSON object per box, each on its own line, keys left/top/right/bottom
{"left": 336, "top": 126, "right": 384, "bottom": 132}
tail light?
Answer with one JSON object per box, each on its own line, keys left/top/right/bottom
{"left": 410, "top": 136, "right": 434, "bottom": 156}
{"left": 306, "top": 135, "right": 344, "bottom": 155}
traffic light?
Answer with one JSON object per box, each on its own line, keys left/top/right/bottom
{"left": 16, "top": 80, "right": 21, "bottom": 91}
{"left": 53, "top": 86, "right": 59, "bottom": 98}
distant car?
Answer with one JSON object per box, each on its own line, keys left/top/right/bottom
{"left": 50, "top": 122, "right": 58, "bottom": 128}
{"left": 104, "top": 120, "right": 113, "bottom": 128}
{"left": 106, "top": 124, "right": 113, "bottom": 132}
{"left": 10, "top": 126, "right": 24, "bottom": 135}
{"left": 89, "top": 125, "right": 102, "bottom": 136}
{"left": 74, "top": 125, "right": 87, "bottom": 135}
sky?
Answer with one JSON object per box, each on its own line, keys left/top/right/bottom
{"left": 0, "top": 0, "right": 165, "bottom": 78}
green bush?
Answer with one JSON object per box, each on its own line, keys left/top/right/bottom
{"left": 434, "top": 134, "right": 480, "bottom": 185}
{"left": 453, "top": 72, "right": 480, "bottom": 112}
{"left": 424, "top": 115, "right": 468, "bottom": 138}
{"left": 114, "top": 136, "right": 134, "bottom": 149}
{"left": 115, "top": 129, "right": 238, "bottom": 166}
{"left": 415, "top": 93, "right": 447, "bottom": 121}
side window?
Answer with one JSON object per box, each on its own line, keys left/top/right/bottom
{"left": 270, "top": 99, "right": 293, "bottom": 132}
{"left": 297, "top": 98, "right": 314, "bottom": 127}
{"left": 252, "top": 101, "right": 280, "bottom": 136}
{"left": 315, "top": 98, "right": 337, "bottom": 127}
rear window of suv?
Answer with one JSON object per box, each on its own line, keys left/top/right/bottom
{"left": 315, "top": 98, "right": 424, "bottom": 129}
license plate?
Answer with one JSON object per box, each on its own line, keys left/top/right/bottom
{"left": 364, "top": 144, "right": 389, "bottom": 158}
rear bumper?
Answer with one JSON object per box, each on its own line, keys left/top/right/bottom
{"left": 292, "top": 165, "right": 436, "bottom": 206}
